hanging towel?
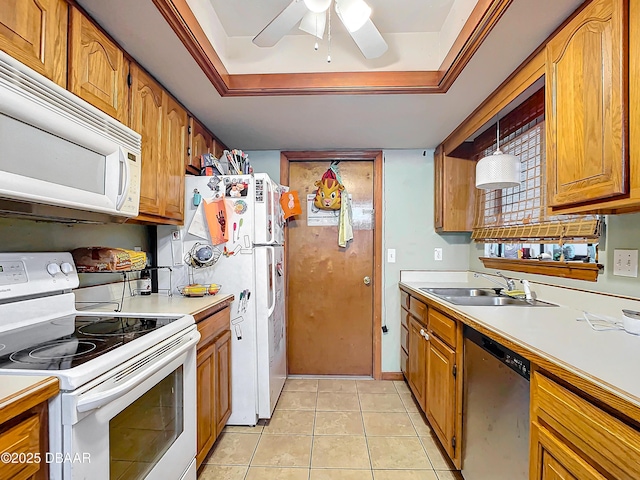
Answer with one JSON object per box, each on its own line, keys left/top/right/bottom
{"left": 330, "top": 163, "right": 354, "bottom": 247}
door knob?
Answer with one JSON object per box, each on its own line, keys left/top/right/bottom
{"left": 363, "top": 276, "right": 371, "bottom": 285}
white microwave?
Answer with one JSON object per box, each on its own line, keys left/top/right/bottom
{"left": 0, "top": 50, "right": 141, "bottom": 223}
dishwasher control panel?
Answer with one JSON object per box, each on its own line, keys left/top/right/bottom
{"left": 464, "top": 325, "right": 530, "bottom": 380}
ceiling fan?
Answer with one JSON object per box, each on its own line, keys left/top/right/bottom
{"left": 253, "top": 0, "right": 388, "bottom": 60}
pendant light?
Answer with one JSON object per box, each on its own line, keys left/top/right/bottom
{"left": 304, "top": 0, "right": 331, "bottom": 13}
{"left": 475, "top": 116, "right": 520, "bottom": 190}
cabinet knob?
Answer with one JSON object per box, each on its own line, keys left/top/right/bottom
{"left": 420, "top": 328, "right": 429, "bottom": 340}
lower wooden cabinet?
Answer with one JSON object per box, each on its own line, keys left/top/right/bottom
{"left": 530, "top": 371, "right": 640, "bottom": 480}
{"left": 425, "top": 335, "right": 457, "bottom": 458}
{"left": 195, "top": 306, "right": 232, "bottom": 469}
{"left": 407, "top": 316, "right": 428, "bottom": 409}
{"left": 400, "top": 287, "right": 462, "bottom": 469}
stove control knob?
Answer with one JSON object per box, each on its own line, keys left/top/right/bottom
{"left": 60, "top": 262, "right": 74, "bottom": 275}
{"left": 47, "top": 263, "right": 61, "bottom": 276}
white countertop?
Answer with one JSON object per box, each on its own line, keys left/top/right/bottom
{"left": 77, "top": 292, "right": 234, "bottom": 318}
{"left": 0, "top": 375, "right": 55, "bottom": 404}
{"left": 400, "top": 274, "right": 640, "bottom": 410}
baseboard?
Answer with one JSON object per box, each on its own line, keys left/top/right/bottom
{"left": 381, "top": 372, "right": 404, "bottom": 381}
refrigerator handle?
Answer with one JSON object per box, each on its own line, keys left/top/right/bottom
{"left": 267, "top": 246, "right": 277, "bottom": 317}
{"left": 268, "top": 180, "right": 276, "bottom": 244}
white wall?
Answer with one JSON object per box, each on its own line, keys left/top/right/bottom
{"left": 0, "top": 218, "right": 150, "bottom": 287}
{"left": 248, "top": 149, "right": 473, "bottom": 373}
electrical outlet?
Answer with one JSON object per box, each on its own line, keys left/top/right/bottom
{"left": 387, "top": 249, "right": 396, "bottom": 263}
{"left": 434, "top": 248, "right": 443, "bottom": 261}
{"left": 171, "top": 230, "right": 181, "bottom": 241}
{"left": 613, "top": 249, "right": 638, "bottom": 277}
{"left": 133, "top": 246, "right": 142, "bottom": 251}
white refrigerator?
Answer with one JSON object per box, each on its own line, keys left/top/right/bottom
{"left": 157, "top": 173, "right": 286, "bottom": 425}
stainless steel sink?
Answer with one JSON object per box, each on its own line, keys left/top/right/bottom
{"left": 420, "top": 288, "right": 499, "bottom": 297}
{"left": 420, "top": 287, "right": 557, "bottom": 307}
{"left": 440, "top": 296, "right": 556, "bottom": 307}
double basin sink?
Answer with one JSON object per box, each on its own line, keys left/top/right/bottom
{"left": 420, "top": 288, "right": 557, "bottom": 307}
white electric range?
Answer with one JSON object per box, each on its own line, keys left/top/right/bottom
{"left": 0, "top": 253, "right": 200, "bottom": 480}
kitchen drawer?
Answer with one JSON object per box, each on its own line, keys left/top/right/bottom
{"left": 197, "top": 307, "right": 230, "bottom": 348}
{"left": 409, "top": 297, "right": 428, "bottom": 323}
{"left": 429, "top": 309, "right": 457, "bottom": 348}
{"left": 401, "top": 309, "right": 410, "bottom": 329}
{"left": 531, "top": 372, "right": 640, "bottom": 480}
{"left": 0, "top": 414, "right": 40, "bottom": 480}
{"left": 401, "top": 324, "right": 408, "bottom": 353}
{"left": 401, "top": 290, "right": 410, "bottom": 311}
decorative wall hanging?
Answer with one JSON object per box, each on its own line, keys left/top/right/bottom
{"left": 203, "top": 198, "right": 229, "bottom": 245}
{"left": 314, "top": 167, "right": 344, "bottom": 210}
{"left": 280, "top": 190, "right": 302, "bottom": 219}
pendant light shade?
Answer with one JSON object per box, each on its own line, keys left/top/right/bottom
{"left": 475, "top": 149, "right": 521, "bottom": 189}
{"left": 475, "top": 115, "right": 521, "bottom": 190}
{"left": 335, "top": 0, "right": 371, "bottom": 32}
{"left": 304, "top": 0, "right": 332, "bottom": 13}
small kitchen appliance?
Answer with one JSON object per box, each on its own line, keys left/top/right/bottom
{"left": 0, "top": 252, "right": 199, "bottom": 480}
{"left": 158, "top": 173, "right": 286, "bottom": 425}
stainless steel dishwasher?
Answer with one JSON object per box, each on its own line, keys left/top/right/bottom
{"left": 462, "top": 326, "right": 530, "bottom": 480}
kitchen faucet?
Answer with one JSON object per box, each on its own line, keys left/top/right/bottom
{"left": 474, "top": 272, "right": 517, "bottom": 292}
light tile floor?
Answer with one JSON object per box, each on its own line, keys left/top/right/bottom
{"left": 199, "top": 379, "right": 464, "bottom": 480}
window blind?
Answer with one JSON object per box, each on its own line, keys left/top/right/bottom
{"left": 471, "top": 88, "right": 601, "bottom": 243}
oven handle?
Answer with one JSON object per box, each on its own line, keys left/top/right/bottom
{"left": 76, "top": 335, "right": 199, "bottom": 413}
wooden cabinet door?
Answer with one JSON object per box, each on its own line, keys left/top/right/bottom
{"left": 130, "top": 64, "right": 164, "bottom": 218}
{"left": 189, "top": 117, "right": 212, "bottom": 174}
{"left": 214, "top": 330, "right": 232, "bottom": 434}
{"left": 546, "top": 0, "right": 627, "bottom": 207}
{"left": 68, "top": 7, "right": 129, "bottom": 124}
{"left": 407, "top": 316, "right": 428, "bottom": 409}
{"left": 434, "top": 146, "right": 444, "bottom": 230}
{"left": 426, "top": 335, "right": 456, "bottom": 458}
{"left": 0, "top": 0, "right": 67, "bottom": 86}
{"left": 196, "top": 341, "right": 216, "bottom": 469}
{"left": 530, "top": 422, "right": 606, "bottom": 480}
{"left": 162, "top": 92, "right": 187, "bottom": 222}
{"left": 213, "top": 139, "right": 226, "bottom": 159}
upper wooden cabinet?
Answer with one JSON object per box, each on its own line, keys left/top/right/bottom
{"left": 546, "top": 0, "right": 627, "bottom": 208}
{"left": 68, "top": 6, "right": 129, "bottom": 125}
{"left": 0, "top": 0, "right": 67, "bottom": 87}
{"left": 434, "top": 145, "right": 476, "bottom": 232}
{"left": 131, "top": 63, "right": 187, "bottom": 224}
{"left": 162, "top": 94, "right": 188, "bottom": 221}
{"left": 130, "top": 64, "right": 164, "bottom": 219}
{"left": 0, "top": 0, "right": 68, "bottom": 87}
{"left": 189, "top": 117, "right": 213, "bottom": 174}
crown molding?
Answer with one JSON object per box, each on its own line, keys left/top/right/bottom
{"left": 152, "top": 0, "right": 513, "bottom": 96}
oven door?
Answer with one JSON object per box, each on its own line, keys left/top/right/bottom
{"left": 57, "top": 327, "right": 199, "bottom": 480}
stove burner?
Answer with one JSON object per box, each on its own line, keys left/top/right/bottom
{"left": 78, "top": 318, "right": 158, "bottom": 336}
{"left": 9, "top": 339, "right": 101, "bottom": 364}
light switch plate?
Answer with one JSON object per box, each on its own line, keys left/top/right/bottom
{"left": 387, "top": 249, "right": 396, "bottom": 263}
{"left": 613, "top": 249, "right": 638, "bottom": 277}
{"left": 434, "top": 248, "right": 443, "bottom": 261}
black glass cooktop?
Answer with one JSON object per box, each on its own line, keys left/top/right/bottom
{"left": 0, "top": 315, "right": 180, "bottom": 371}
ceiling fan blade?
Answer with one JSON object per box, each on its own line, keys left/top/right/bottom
{"left": 348, "top": 18, "right": 388, "bottom": 59}
{"left": 253, "top": 0, "right": 309, "bottom": 47}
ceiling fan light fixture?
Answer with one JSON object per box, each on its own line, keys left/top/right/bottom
{"left": 303, "top": 0, "right": 332, "bottom": 13}
{"left": 299, "top": 10, "right": 326, "bottom": 39}
{"left": 335, "top": 0, "right": 371, "bottom": 32}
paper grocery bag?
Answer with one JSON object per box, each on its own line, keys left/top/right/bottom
{"left": 279, "top": 190, "right": 302, "bottom": 219}
{"left": 203, "top": 198, "right": 229, "bottom": 245}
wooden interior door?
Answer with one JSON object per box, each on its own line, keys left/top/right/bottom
{"left": 287, "top": 160, "right": 374, "bottom": 375}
